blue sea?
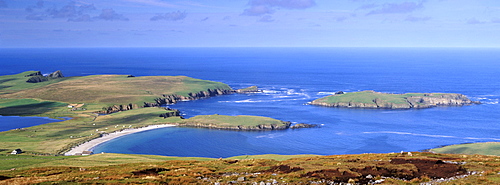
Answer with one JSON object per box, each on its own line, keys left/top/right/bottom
{"left": 1, "top": 47, "right": 499, "bottom": 157}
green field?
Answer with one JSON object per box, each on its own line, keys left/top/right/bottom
{"left": 181, "top": 114, "right": 285, "bottom": 127}
{"left": 431, "top": 142, "right": 500, "bottom": 156}
{"left": 313, "top": 91, "right": 442, "bottom": 105}
{"left": 0, "top": 72, "right": 232, "bottom": 106}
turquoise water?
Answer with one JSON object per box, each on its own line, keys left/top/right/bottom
{"left": 1, "top": 47, "right": 499, "bottom": 157}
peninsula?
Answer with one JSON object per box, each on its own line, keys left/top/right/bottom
{"left": 310, "top": 90, "right": 480, "bottom": 109}
{"left": 0, "top": 71, "right": 313, "bottom": 155}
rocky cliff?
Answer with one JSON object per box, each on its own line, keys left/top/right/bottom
{"left": 99, "top": 88, "right": 233, "bottom": 114}
{"left": 25, "top": 70, "right": 64, "bottom": 83}
{"left": 310, "top": 91, "right": 480, "bottom": 109}
{"left": 159, "top": 108, "right": 182, "bottom": 118}
{"left": 144, "top": 88, "right": 234, "bottom": 107}
{"left": 98, "top": 103, "right": 140, "bottom": 114}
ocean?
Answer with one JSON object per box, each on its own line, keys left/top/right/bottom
{"left": 1, "top": 47, "right": 499, "bottom": 157}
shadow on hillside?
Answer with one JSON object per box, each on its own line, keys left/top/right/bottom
{"left": 0, "top": 102, "right": 63, "bottom": 116}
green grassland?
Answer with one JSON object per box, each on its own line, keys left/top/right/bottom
{"left": 180, "top": 114, "right": 285, "bottom": 127}
{"left": 0, "top": 107, "right": 182, "bottom": 154}
{"left": 313, "top": 90, "right": 444, "bottom": 105}
{"left": 0, "top": 72, "right": 232, "bottom": 106}
{"left": 431, "top": 142, "right": 500, "bottom": 156}
{"left": 0, "top": 71, "right": 72, "bottom": 95}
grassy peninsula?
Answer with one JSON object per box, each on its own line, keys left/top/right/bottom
{"left": 0, "top": 71, "right": 306, "bottom": 155}
{"left": 310, "top": 90, "right": 479, "bottom": 109}
{"left": 431, "top": 142, "right": 500, "bottom": 156}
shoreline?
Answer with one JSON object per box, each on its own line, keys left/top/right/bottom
{"left": 64, "top": 124, "right": 176, "bottom": 156}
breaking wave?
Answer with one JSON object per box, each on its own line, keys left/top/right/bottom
{"left": 363, "top": 131, "right": 500, "bottom": 141}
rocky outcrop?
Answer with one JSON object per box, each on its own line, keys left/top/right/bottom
{"left": 236, "top": 86, "right": 260, "bottom": 93}
{"left": 310, "top": 91, "right": 480, "bottom": 109}
{"left": 26, "top": 76, "right": 49, "bottom": 83}
{"left": 144, "top": 88, "right": 234, "bottom": 107}
{"left": 98, "top": 103, "right": 140, "bottom": 114}
{"left": 47, "top": 70, "right": 64, "bottom": 78}
{"left": 175, "top": 121, "right": 292, "bottom": 131}
{"left": 290, "top": 123, "right": 318, "bottom": 129}
{"left": 406, "top": 94, "right": 479, "bottom": 108}
{"left": 159, "top": 108, "right": 182, "bottom": 118}
{"left": 25, "top": 70, "right": 64, "bottom": 83}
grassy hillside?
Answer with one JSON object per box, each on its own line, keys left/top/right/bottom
{"left": 0, "top": 72, "right": 232, "bottom": 106}
{"left": 0, "top": 107, "right": 182, "bottom": 154}
{"left": 0, "top": 71, "right": 71, "bottom": 95}
{"left": 432, "top": 142, "right": 500, "bottom": 156}
{"left": 1, "top": 152, "right": 498, "bottom": 184}
{"left": 313, "top": 91, "right": 444, "bottom": 106}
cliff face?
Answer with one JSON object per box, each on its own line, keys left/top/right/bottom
{"left": 310, "top": 91, "right": 480, "bottom": 109}
{"left": 175, "top": 121, "right": 292, "bottom": 131}
{"left": 98, "top": 103, "right": 140, "bottom": 114}
{"left": 159, "top": 108, "right": 181, "bottom": 118}
{"left": 100, "top": 88, "right": 233, "bottom": 114}
{"left": 145, "top": 88, "right": 234, "bottom": 107}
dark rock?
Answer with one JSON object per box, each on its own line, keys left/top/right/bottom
{"left": 127, "top": 75, "right": 135, "bottom": 78}
{"left": 290, "top": 123, "right": 318, "bottom": 129}
{"left": 26, "top": 76, "right": 48, "bottom": 83}
{"left": 47, "top": 70, "right": 64, "bottom": 78}
{"left": 98, "top": 103, "right": 139, "bottom": 114}
{"left": 335, "top": 91, "right": 344, "bottom": 94}
{"left": 159, "top": 108, "right": 181, "bottom": 118}
{"left": 236, "top": 86, "right": 259, "bottom": 93}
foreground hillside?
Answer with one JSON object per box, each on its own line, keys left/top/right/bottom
{"left": 1, "top": 152, "right": 499, "bottom": 184}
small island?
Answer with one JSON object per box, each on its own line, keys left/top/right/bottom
{"left": 176, "top": 114, "right": 316, "bottom": 130}
{"left": 310, "top": 90, "right": 480, "bottom": 109}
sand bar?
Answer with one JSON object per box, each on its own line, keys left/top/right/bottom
{"left": 65, "top": 124, "right": 176, "bottom": 156}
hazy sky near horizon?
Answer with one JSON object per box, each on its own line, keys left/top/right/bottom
{"left": 0, "top": 0, "right": 499, "bottom": 48}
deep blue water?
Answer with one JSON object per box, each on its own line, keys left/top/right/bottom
{"left": 0, "top": 116, "right": 61, "bottom": 132}
{"left": 1, "top": 47, "right": 499, "bottom": 157}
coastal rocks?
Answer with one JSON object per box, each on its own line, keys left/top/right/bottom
{"left": 47, "top": 70, "right": 64, "bottom": 78}
{"left": 26, "top": 75, "right": 49, "bottom": 83}
{"left": 236, "top": 86, "right": 260, "bottom": 93}
{"left": 290, "top": 123, "right": 318, "bottom": 129}
{"left": 98, "top": 103, "right": 139, "bottom": 114}
{"left": 145, "top": 88, "right": 234, "bottom": 106}
{"left": 159, "top": 108, "right": 181, "bottom": 118}
{"left": 310, "top": 91, "right": 480, "bottom": 109}
{"left": 25, "top": 70, "right": 64, "bottom": 83}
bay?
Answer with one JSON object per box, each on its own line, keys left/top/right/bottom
{"left": 1, "top": 47, "right": 499, "bottom": 157}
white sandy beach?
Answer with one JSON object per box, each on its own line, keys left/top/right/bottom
{"left": 65, "top": 124, "right": 176, "bottom": 156}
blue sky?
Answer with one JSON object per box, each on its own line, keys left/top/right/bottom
{"left": 0, "top": 0, "right": 499, "bottom": 47}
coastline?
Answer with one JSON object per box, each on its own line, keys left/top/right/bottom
{"left": 64, "top": 124, "right": 176, "bottom": 156}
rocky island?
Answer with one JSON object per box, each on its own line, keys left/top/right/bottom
{"left": 310, "top": 90, "right": 480, "bottom": 109}
{"left": 175, "top": 114, "right": 316, "bottom": 130}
